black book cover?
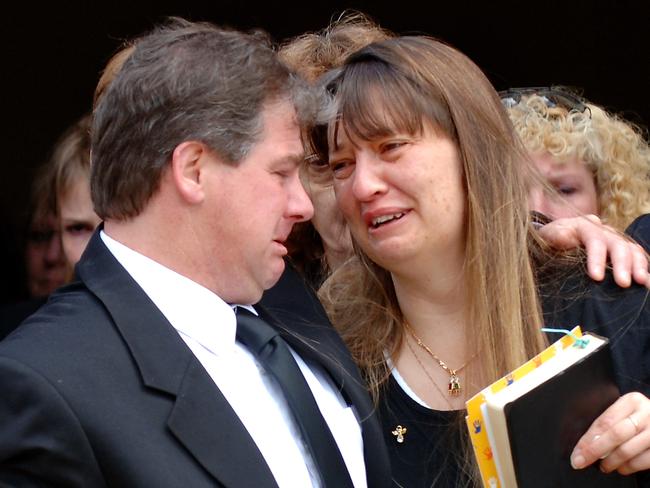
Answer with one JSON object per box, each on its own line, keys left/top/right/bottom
{"left": 504, "top": 339, "right": 637, "bottom": 487}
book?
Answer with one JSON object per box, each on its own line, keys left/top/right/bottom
{"left": 465, "top": 327, "right": 636, "bottom": 488}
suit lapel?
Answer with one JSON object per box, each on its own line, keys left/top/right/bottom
{"left": 77, "top": 229, "right": 278, "bottom": 487}
{"left": 167, "top": 360, "right": 277, "bottom": 486}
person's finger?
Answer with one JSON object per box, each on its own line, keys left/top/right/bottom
{"left": 582, "top": 233, "right": 607, "bottom": 282}
{"left": 630, "top": 242, "right": 650, "bottom": 289}
{"left": 614, "top": 440, "right": 650, "bottom": 475}
{"left": 607, "top": 239, "right": 632, "bottom": 287}
{"left": 599, "top": 413, "right": 649, "bottom": 473}
{"left": 537, "top": 219, "right": 580, "bottom": 249}
{"left": 584, "top": 214, "right": 602, "bottom": 226}
{"left": 571, "top": 393, "right": 646, "bottom": 469}
{"left": 537, "top": 215, "right": 650, "bottom": 287}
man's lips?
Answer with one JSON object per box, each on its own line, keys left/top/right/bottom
{"left": 272, "top": 239, "right": 289, "bottom": 255}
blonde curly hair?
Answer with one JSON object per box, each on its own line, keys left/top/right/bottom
{"left": 507, "top": 92, "right": 650, "bottom": 230}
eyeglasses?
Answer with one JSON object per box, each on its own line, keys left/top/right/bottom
{"left": 498, "top": 86, "right": 591, "bottom": 116}
{"left": 530, "top": 210, "right": 552, "bottom": 229}
{"left": 302, "top": 125, "right": 335, "bottom": 185}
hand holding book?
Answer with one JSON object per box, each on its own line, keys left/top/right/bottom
{"left": 466, "top": 327, "right": 647, "bottom": 487}
{"left": 571, "top": 391, "right": 650, "bottom": 476}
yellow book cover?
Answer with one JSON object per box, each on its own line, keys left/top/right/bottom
{"left": 464, "top": 326, "right": 582, "bottom": 488}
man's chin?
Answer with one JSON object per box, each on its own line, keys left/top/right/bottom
{"left": 242, "top": 258, "right": 286, "bottom": 304}
{"left": 265, "top": 258, "right": 287, "bottom": 289}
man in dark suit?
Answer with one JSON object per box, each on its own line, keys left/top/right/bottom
{"left": 0, "top": 18, "right": 389, "bottom": 487}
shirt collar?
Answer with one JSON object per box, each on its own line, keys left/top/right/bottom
{"left": 101, "top": 230, "right": 254, "bottom": 356}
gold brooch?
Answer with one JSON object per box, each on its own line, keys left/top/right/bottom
{"left": 391, "top": 425, "right": 407, "bottom": 443}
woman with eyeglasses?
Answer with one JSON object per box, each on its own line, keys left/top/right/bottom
{"left": 504, "top": 87, "right": 650, "bottom": 233}
{"left": 316, "top": 36, "right": 650, "bottom": 487}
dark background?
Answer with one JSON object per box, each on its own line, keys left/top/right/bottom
{"left": 2, "top": 0, "right": 649, "bottom": 301}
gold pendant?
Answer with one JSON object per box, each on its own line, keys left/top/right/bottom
{"left": 448, "top": 374, "right": 461, "bottom": 396}
{"left": 391, "top": 425, "right": 407, "bottom": 443}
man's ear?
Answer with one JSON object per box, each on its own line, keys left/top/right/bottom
{"left": 170, "top": 141, "right": 209, "bottom": 205}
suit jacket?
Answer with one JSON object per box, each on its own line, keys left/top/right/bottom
{"left": 0, "top": 230, "right": 391, "bottom": 487}
{"left": 0, "top": 295, "right": 47, "bottom": 340}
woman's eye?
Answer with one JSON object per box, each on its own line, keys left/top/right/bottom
{"left": 556, "top": 185, "right": 577, "bottom": 196}
{"left": 65, "top": 223, "right": 94, "bottom": 235}
{"left": 381, "top": 141, "right": 406, "bottom": 153}
{"left": 329, "top": 160, "right": 354, "bottom": 179}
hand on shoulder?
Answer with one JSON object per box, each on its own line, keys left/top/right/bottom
{"left": 539, "top": 214, "right": 650, "bottom": 289}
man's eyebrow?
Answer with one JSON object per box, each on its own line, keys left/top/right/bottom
{"left": 273, "top": 152, "right": 306, "bottom": 167}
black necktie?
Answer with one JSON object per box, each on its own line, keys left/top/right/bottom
{"left": 235, "top": 308, "right": 355, "bottom": 488}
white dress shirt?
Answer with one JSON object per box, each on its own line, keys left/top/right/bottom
{"left": 101, "top": 231, "right": 366, "bottom": 487}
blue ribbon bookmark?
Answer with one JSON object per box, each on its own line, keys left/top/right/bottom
{"left": 541, "top": 327, "right": 590, "bottom": 348}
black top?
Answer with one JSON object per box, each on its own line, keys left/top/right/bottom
{"left": 378, "top": 375, "right": 470, "bottom": 488}
{"left": 540, "top": 262, "right": 650, "bottom": 398}
{"left": 381, "top": 254, "right": 650, "bottom": 487}
{"left": 626, "top": 213, "right": 650, "bottom": 253}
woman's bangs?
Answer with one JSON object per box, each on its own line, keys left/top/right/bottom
{"left": 336, "top": 61, "right": 425, "bottom": 142}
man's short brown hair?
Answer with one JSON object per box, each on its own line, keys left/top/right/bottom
{"left": 91, "top": 18, "right": 313, "bottom": 220}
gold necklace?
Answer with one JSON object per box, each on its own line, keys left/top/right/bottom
{"left": 403, "top": 321, "right": 473, "bottom": 396}
{"left": 405, "top": 334, "right": 454, "bottom": 409}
